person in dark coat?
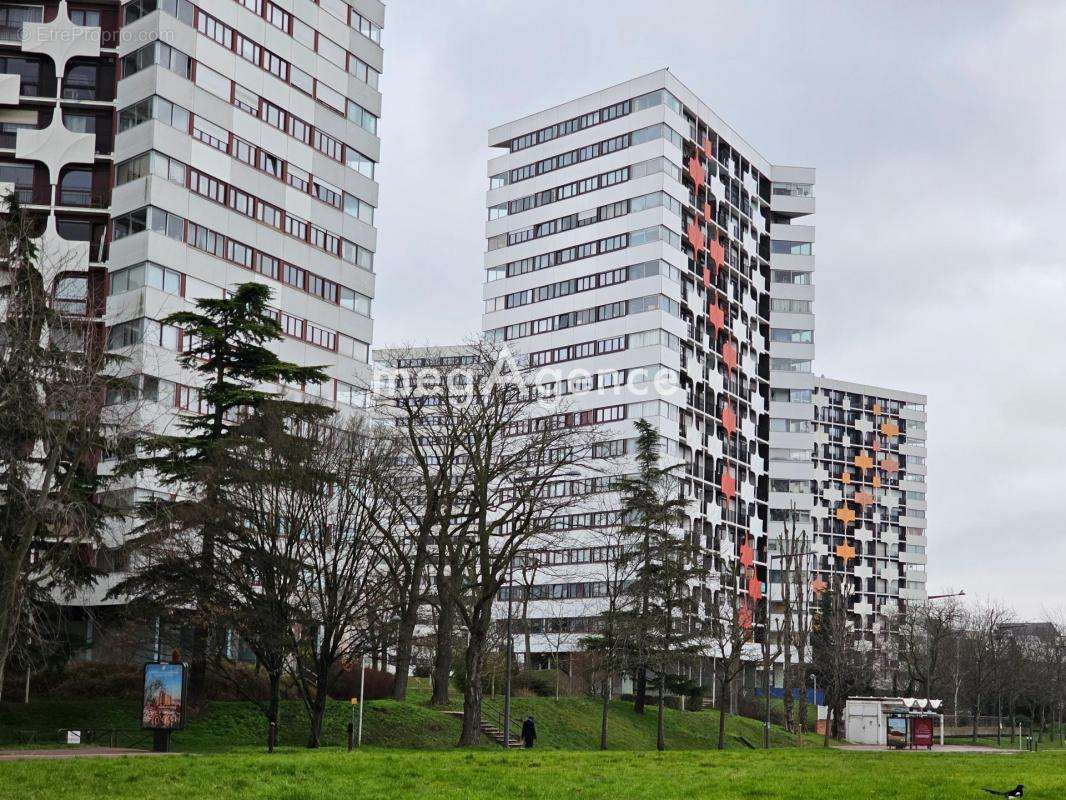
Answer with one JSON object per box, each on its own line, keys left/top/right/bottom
{"left": 521, "top": 715, "right": 536, "bottom": 748}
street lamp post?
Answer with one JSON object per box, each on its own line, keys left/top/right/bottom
{"left": 763, "top": 548, "right": 816, "bottom": 749}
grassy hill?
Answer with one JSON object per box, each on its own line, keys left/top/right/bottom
{"left": 0, "top": 678, "right": 815, "bottom": 752}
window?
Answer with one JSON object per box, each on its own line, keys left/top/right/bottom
{"left": 770, "top": 298, "right": 813, "bottom": 314}
{"left": 262, "top": 100, "right": 286, "bottom": 130}
{"left": 771, "top": 240, "right": 813, "bottom": 256}
{"left": 236, "top": 34, "right": 260, "bottom": 64}
{"left": 264, "top": 51, "right": 288, "bottom": 81}
{"left": 770, "top": 388, "right": 812, "bottom": 404}
{"left": 62, "top": 63, "right": 98, "bottom": 101}
{"left": 291, "top": 17, "right": 314, "bottom": 48}
{"left": 0, "top": 5, "right": 42, "bottom": 41}
{"left": 347, "top": 101, "right": 377, "bottom": 134}
{"left": 108, "top": 262, "right": 182, "bottom": 296}
{"left": 266, "top": 3, "right": 290, "bottom": 31}
{"left": 315, "top": 131, "right": 344, "bottom": 162}
{"left": 288, "top": 116, "right": 311, "bottom": 144}
{"left": 196, "top": 13, "right": 232, "bottom": 48}
{"left": 290, "top": 66, "right": 313, "bottom": 95}
{"left": 286, "top": 165, "right": 309, "bottom": 192}
{"left": 190, "top": 169, "right": 225, "bottom": 203}
{"left": 283, "top": 264, "right": 304, "bottom": 289}
{"left": 771, "top": 269, "right": 811, "bottom": 285}
{"left": 228, "top": 187, "right": 252, "bottom": 216}
{"left": 318, "top": 36, "right": 346, "bottom": 69}
{"left": 339, "top": 287, "right": 371, "bottom": 316}
{"left": 343, "top": 194, "right": 375, "bottom": 224}
{"left": 285, "top": 215, "right": 308, "bottom": 240}
{"left": 256, "top": 202, "right": 281, "bottom": 229}
{"left": 58, "top": 168, "right": 93, "bottom": 206}
{"left": 233, "top": 84, "right": 259, "bottom": 114}
{"left": 254, "top": 253, "right": 278, "bottom": 280}
{"left": 259, "top": 150, "right": 282, "bottom": 178}
{"left": 770, "top": 328, "right": 814, "bottom": 344}
{"left": 351, "top": 10, "right": 382, "bottom": 44}
{"left": 770, "top": 358, "right": 812, "bottom": 373}
{"left": 316, "top": 82, "right": 345, "bottom": 114}
{"left": 313, "top": 178, "right": 342, "bottom": 208}
{"left": 232, "top": 137, "right": 255, "bottom": 165}
{"left": 192, "top": 117, "right": 228, "bottom": 151}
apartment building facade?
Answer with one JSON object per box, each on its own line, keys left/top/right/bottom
{"left": 482, "top": 70, "right": 818, "bottom": 670}
{"left": 811, "top": 376, "right": 928, "bottom": 650}
{"left": 1, "top": 0, "right": 383, "bottom": 628}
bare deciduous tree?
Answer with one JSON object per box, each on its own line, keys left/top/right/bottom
{"left": 0, "top": 195, "right": 129, "bottom": 697}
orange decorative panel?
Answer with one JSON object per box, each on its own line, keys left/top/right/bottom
{"left": 739, "top": 603, "right": 753, "bottom": 630}
{"left": 872, "top": 403, "right": 882, "bottom": 415}
{"left": 853, "top": 451, "right": 874, "bottom": 471}
{"left": 686, "top": 217, "right": 705, "bottom": 253}
{"left": 702, "top": 266, "right": 712, "bottom": 288}
{"left": 709, "top": 238, "right": 725, "bottom": 268}
{"left": 722, "top": 341, "right": 737, "bottom": 371}
{"left": 740, "top": 540, "right": 754, "bottom": 568}
{"left": 871, "top": 439, "right": 881, "bottom": 453}
{"left": 880, "top": 456, "right": 900, "bottom": 474}
{"left": 708, "top": 301, "right": 725, "bottom": 333}
{"left": 687, "top": 154, "right": 705, "bottom": 189}
{"left": 853, "top": 490, "right": 874, "bottom": 506}
{"left": 703, "top": 201, "right": 713, "bottom": 220}
{"left": 872, "top": 474, "right": 882, "bottom": 489}
{"left": 811, "top": 576, "right": 828, "bottom": 595}
{"left": 840, "top": 471, "right": 852, "bottom": 485}
{"left": 748, "top": 576, "right": 763, "bottom": 601}
{"left": 835, "top": 542, "right": 857, "bottom": 562}
{"left": 835, "top": 504, "right": 856, "bottom": 526}
{"left": 702, "top": 136, "right": 714, "bottom": 159}
{"left": 722, "top": 403, "right": 736, "bottom": 436}
{"left": 721, "top": 469, "right": 736, "bottom": 499}
{"left": 880, "top": 421, "right": 900, "bottom": 437}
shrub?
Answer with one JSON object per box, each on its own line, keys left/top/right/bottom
{"left": 328, "top": 666, "right": 395, "bottom": 701}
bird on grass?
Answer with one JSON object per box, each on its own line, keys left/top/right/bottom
{"left": 982, "top": 785, "right": 1023, "bottom": 798}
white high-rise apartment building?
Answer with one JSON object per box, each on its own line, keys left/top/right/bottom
{"left": 1, "top": 0, "right": 383, "bottom": 639}
{"left": 811, "top": 377, "right": 928, "bottom": 649}
{"left": 483, "top": 70, "right": 815, "bottom": 672}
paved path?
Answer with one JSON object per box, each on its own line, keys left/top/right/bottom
{"left": 835, "top": 744, "right": 1018, "bottom": 754}
{"left": 0, "top": 747, "right": 171, "bottom": 761}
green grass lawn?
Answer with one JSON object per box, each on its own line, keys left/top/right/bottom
{"left": 0, "top": 747, "right": 1060, "bottom": 800}
{"left": 0, "top": 674, "right": 816, "bottom": 753}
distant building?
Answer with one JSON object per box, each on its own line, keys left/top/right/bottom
{"left": 811, "top": 377, "right": 928, "bottom": 647}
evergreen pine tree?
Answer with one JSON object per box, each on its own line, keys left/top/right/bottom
{"left": 114, "top": 282, "right": 331, "bottom": 706}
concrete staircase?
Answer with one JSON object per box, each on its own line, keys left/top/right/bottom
{"left": 440, "top": 710, "right": 522, "bottom": 747}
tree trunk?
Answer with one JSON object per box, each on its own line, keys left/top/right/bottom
{"left": 0, "top": 556, "right": 23, "bottom": 707}
{"left": 823, "top": 702, "right": 832, "bottom": 748}
{"left": 458, "top": 623, "right": 487, "bottom": 747}
{"left": 634, "top": 667, "right": 647, "bottom": 715}
{"left": 268, "top": 670, "right": 282, "bottom": 728}
{"left": 392, "top": 534, "right": 430, "bottom": 701}
{"left": 189, "top": 623, "right": 209, "bottom": 708}
{"left": 600, "top": 676, "right": 610, "bottom": 750}
{"left": 716, "top": 675, "right": 728, "bottom": 750}
{"left": 431, "top": 584, "right": 455, "bottom": 707}
{"left": 308, "top": 695, "right": 326, "bottom": 749}
{"left": 656, "top": 678, "right": 666, "bottom": 751}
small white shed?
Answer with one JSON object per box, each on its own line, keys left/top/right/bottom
{"left": 844, "top": 697, "right": 944, "bottom": 747}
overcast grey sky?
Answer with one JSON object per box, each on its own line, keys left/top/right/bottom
{"left": 372, "top": 1, "right": 1066, "bottom": 617}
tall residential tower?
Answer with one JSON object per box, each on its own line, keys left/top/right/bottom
{"left": 1, "top": 0, "right": 384, "bottom": 649}
{"left": 482, "top": 70, "right": 814, "bottom": 671}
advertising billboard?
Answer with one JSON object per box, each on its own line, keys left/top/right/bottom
{"left": 142, "top": 661, "right": 187, "bottom": 731}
